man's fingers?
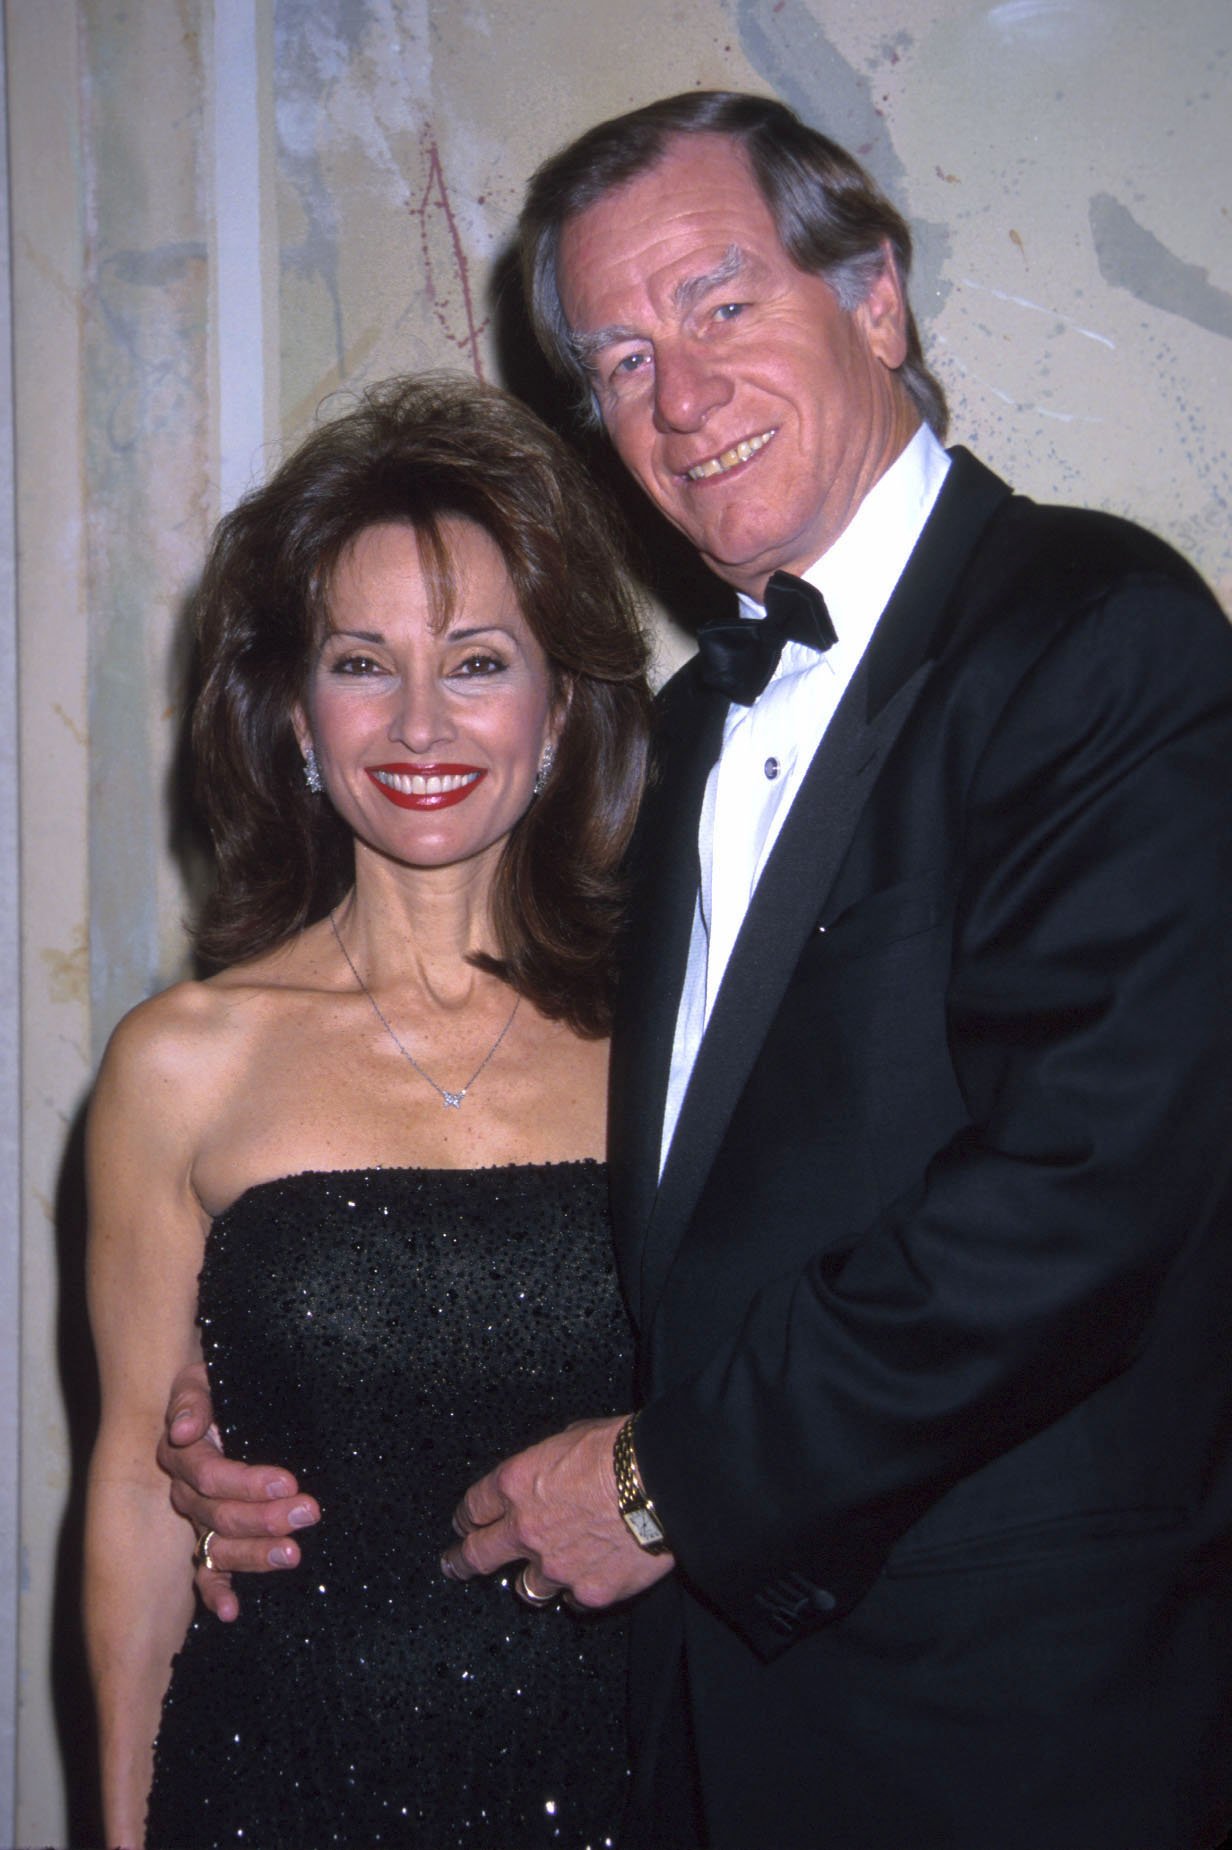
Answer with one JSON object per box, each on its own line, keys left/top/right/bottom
{"left": 188, "top": 1524, "right": 314, "bottom": 1621}
{"left": 166, "top": 1397, "right": 212, "bottom": 1449}
{"left": 163, "top": 1359, "right": 214, "bottom": 1449}
{"left": 196, "top": 1572, "right": 241, "bottom": 1622}
{"left": 444, "top": 1466, "right": 528, "bottom": 1577}
{"left": 451, "top": 1473, "right": 507, "bottom": 1538}
{"left": 439, "top": 1420, "right": 670, "bottom": 1609}
{"left": 158, "top": 1431, "right": 304, "bottom": 1509}
{"left": 514, "top": 1564, "right": 564, "bottom": 1607}
{"left": 194, "top": 1563, "right": 240, "bottom": 1622}
{"left": 195, "top": 1531, "right": 307, "bottom": 1577}
{"left": 169, "top": 1483, "right": 320, "bottom": 1541}
{"left": 441, "top": 1519, "right": 519, "bottom": 1582}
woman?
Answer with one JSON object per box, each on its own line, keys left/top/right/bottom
{"left": 84, "top": 374, "right": 651, "bottom": 1850}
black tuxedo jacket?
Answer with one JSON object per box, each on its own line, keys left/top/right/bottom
{"left": 609, "top": 451, "right": 1232, "bottom": 1849}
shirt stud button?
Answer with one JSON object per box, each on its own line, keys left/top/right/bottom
{"left": 764, "top": 757, "right": 780, "bottom": 780}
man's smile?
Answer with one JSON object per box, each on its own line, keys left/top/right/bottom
{"left": 682, "top": 427, "right": 777, "bottom": 482}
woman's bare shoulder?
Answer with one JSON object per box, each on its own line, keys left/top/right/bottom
{"left": 97, "top": 936, "right": 316, "bottom": 1103}
{"left": 88, "top": 991, "right": 225, "bottom": 1155}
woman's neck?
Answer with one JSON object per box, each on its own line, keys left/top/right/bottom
{"left": 333, "top": 848, "right": 502, "bottom": 1008}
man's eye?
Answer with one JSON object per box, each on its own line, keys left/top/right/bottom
{"left": 713, "top": 302, "right": 747, "bottom": 322}
{"left": 610, "top": 351, "right": 650, "bottom": 382}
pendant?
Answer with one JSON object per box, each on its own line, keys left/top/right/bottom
{"left": 442, "top": 1091, "right": 465, "bottom": 1109}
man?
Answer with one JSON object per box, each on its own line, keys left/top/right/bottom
{"left": 163, "top": 93, "right": 1232, "bottom": 1848}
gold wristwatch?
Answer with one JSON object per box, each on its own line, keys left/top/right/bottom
{"left": 613, "top": 1414, "right": 669, "bottom": 1554}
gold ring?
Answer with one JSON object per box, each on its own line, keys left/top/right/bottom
{"left": 193, "top": 1528, "right": 217, "bottom": 1573}
{"left": 515, "top": 1564, "right": 558, "bottom": 1608}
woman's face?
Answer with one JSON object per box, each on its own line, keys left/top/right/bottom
{"left": 297, "top": 518, "right": 559, "bottom": 876}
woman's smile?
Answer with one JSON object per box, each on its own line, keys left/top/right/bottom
{"left": 366, "top": 763, "right": 487, "bottom": 809}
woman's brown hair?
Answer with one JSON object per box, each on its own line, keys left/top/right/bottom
{"left": 191, "top": 372, "right": 651, "bottom": 1036}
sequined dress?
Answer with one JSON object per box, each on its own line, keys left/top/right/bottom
{"left": 146, "top": 1162, "right": 631, "bottom": 1850}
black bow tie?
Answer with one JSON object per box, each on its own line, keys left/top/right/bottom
{"left": 696, "top": 570, "right": 837, "bottom": 706}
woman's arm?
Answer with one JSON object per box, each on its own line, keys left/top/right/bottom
{"left": 84, "top": 992, "right": 213, "bottom": 1850}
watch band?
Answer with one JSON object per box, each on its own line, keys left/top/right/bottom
{"left": 613, "top": 1414, "right": 670, "bottom": 1554}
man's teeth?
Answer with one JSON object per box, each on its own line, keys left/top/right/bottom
{"left": 685, "top": 429, "right": 776, "bottom": 481}
{"left": 374, "top": 770, "right": 479, "bottom": 796}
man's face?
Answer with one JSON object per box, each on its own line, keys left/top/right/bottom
{"left": 557, "top": 134, "right": 918, "bottom": 598}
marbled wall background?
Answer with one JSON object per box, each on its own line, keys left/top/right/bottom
{"left": 4, "top": 1, "right": 1228, "bottom": 1842}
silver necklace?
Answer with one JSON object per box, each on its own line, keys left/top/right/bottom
{"left": 329, "top": 910, "right": 520, "bottom": 1109}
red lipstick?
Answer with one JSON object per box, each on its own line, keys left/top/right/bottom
{"left": 365, "top": 763, "right": 486, "bottom": 811}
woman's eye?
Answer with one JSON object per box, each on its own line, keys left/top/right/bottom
{"left": 452, "top": 652, "right": 505, "bottom": 677}
{"left": 713, "top": 302, "right": 746, "bottom": 322}
{"left": 610, "top": 351, "right": 650, "bottom": 382}
{"left": 331, "top": 653, "right": 384, "bottom": 676}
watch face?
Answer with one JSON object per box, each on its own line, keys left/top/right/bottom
{"left": 627, "top": 1505, "right": 664, "bottom": 1547}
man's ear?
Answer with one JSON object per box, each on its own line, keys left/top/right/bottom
{"left": 858, "top": 242, "right": 910, "bottom": 371}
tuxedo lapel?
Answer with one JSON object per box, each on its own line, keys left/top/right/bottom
{"left": 865, "top": 447, "right": 1013, "bottom": 718}
{"left": 633, "top": 447, "right": 1014, "bottom": 1320}
{"left": 610, "top": 673, "right": 727, "bottom": 1282}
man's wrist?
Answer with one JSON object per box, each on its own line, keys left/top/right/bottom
{"left": 613, "top": 1413, "right": 670, "bottom": 1554}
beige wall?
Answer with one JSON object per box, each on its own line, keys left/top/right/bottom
{"left": 4, "top": 2, "right": 1229, "bottom": 1842}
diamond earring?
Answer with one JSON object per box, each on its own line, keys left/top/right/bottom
{"left": 533, "top": 743, "right": 556, "bottom": 797}
{"left": 303, "top": 745, "right": 323, "bottom": 794}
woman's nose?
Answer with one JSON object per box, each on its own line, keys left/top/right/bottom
{"left": 387, "top": 673, "right": 455, "bottom": 754}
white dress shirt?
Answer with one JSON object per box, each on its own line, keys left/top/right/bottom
{"left": 659, "top": 424, "right": 952, "bottom": 1176}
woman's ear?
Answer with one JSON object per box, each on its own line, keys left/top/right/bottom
{"left": 292, "top": 703, "right": 313, "bottom": 759}
{"left": 292, "top": 704, "right": 325, "bottom": 794}
{"left": 548, "top": 677, "right": 574, "bottom": 754}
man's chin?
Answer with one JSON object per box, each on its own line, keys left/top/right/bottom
{"left": 691, "top": 534, "right": 799, "bottom": 599}
{"left": 642, "top": 480, "right": 801, "bottom": 594}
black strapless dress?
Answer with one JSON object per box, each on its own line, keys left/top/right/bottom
{"left": 146, "top": 1162, "right": 631, "bottom": 1850}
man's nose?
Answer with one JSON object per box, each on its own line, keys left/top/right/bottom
{"left": 652, "top": 340, "right": 733, "bottom": 434}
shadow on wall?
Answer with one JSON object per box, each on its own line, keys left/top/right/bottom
{"left": 166, "top": 579, "right": 215, "bottom": 978}
{"left": 51, "top": 1096, "right": 102, "bottom": 1850}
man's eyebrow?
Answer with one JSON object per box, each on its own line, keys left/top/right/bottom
{"left": 671, "top": 245, "right": 750, "bottom": 317}
{"left": 567, "top": 245, "right": 753, "bottom": 369}
{"left": 569, "top": 323, "right": 641, "bottom": 368}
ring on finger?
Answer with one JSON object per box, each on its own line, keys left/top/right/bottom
{"left": 515, "top": 1564, "right": 559, "bottom": 1609}
{"left": 193, "top": 1528, "right": 217, "bottom": 1573}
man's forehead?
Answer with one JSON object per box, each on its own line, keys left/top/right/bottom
{"left": 564, "top": 133, "right": 766, "bottom": 243}
{"left": 557, "top": 140, "right": 784, "bottom": 328}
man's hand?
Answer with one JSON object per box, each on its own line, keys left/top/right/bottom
{"left": 157, "top": 1361, "right": 320, "bottom": 1621}
{"left": 442, "top": 1415, "right": 674, "bottom": 1607}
